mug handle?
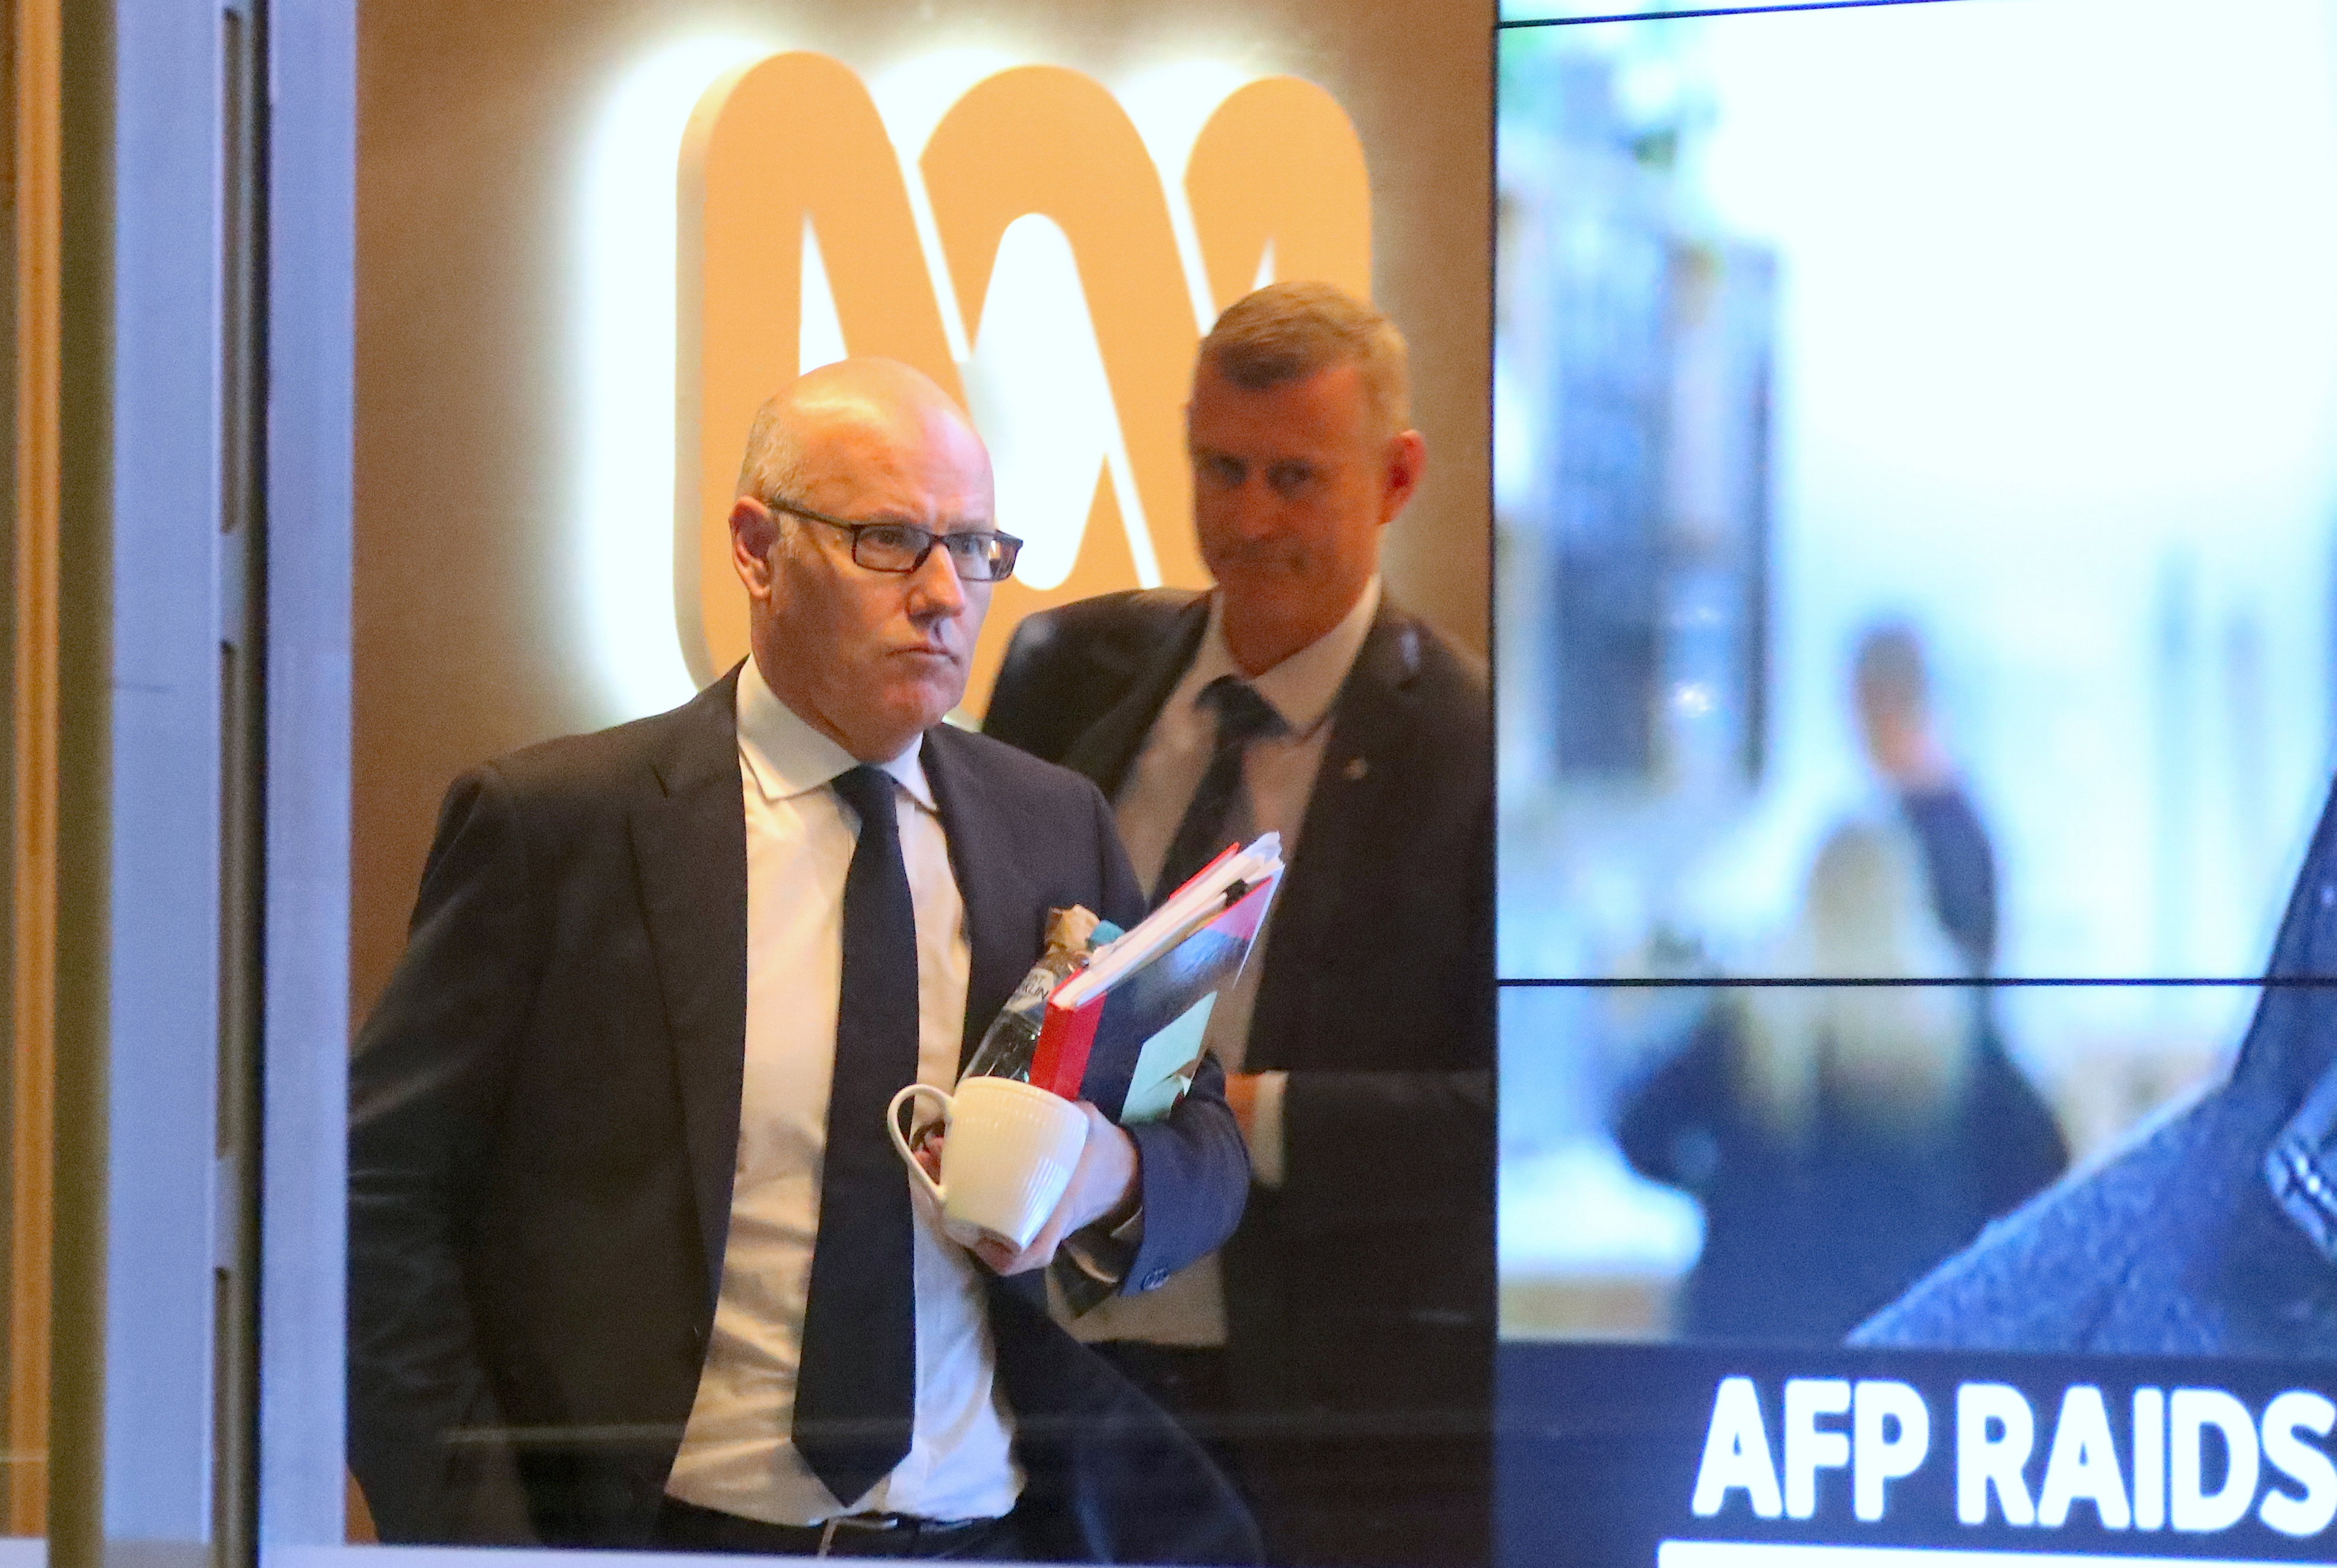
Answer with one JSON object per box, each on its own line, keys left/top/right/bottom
{"left": 886, "top": 1082, "right": 951, "bottom": 1207}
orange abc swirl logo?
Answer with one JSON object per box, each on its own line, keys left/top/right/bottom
{"left": 675, "top": 52, "right": 1372, "bottom": 714}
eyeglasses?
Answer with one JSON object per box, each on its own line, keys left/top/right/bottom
{"left": 766, "top": 497, "right": 1023, "bottom": 583}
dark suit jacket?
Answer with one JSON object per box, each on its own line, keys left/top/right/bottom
{"left": 348, "top": 667, "right": 1259, "bottom": 1560}
{"left": 985, "top": 590, "right": 1494, "bottom": 1556}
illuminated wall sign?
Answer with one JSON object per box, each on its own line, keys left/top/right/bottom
{"left": 672, "top": 50, "right": 1373, "bottom": 714}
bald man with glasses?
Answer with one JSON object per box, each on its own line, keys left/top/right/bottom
{"left": 348, "top": 358, "right": 1257, "bottom": 1559}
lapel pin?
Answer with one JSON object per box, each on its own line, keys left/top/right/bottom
{"left": 1343, "top": 756, "right": 1369, "bottom": 783}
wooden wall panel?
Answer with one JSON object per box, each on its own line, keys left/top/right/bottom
{"left": 8, "top": 0, "right": 60, "bottom": 1535}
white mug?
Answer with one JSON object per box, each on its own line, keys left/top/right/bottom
{"left": 886, "top": 1077, "right": 1089, "bottom": 1251}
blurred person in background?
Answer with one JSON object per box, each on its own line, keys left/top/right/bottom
{"left": 1617, "top": 819, "right": 2066, "bottom": 1343}
{"left": 1859, "top": 774, "right": 2337, "bottom": 1356}
{"left": 1855, "top": 621, "right": 1998, "bottom": 972}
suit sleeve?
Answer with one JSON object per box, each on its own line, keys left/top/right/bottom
{"left": 1085, "top": 777, "right": 1252, "bottom": 1292}
{"left": 1277, "top": 1068, "right": 1491, "bottom": 1226}
{"left": 982, "top": 610, "right": 1084, "bottom": 764}
{"left": 347, "top": 766, "right": 545, "bottom": 1544}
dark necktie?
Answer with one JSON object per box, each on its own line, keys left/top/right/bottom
{"left": 1153, "top": 675, "right": 1283, "bottom": 904}
{"left": 793, "top": 764, "right": 920, "bottom": 1507}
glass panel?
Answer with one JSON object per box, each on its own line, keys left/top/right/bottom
{"left": 1500, "top": 981, "right": 2245, "bottom": 1347}
{"left": 1497, "top": 9, "right": 2337, "bottom": 1561}
{"left": 1497, "top": 0, "right": 2337, "bottom": 981}
{"left": 323, "top": 4, "right": 1495, "bottom": 1557}
{"left": 1500, "top": 977, "right": 2337, "bottom": 1561}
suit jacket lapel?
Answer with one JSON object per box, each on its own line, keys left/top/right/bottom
{"left": 1062, "top": 595, "right": 1211, "bottom": 800}
{"left": 1248, "top": 605, "right": 1420, "bottom": 1071}
{"left": 629, "top": 669, "right": 751, "bottom": 1310}
{"left": 925, "top": 727, "right": 1042, "bottom": 1068}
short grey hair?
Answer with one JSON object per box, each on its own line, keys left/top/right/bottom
{"left": 1198, "top": 280, "right": 1410, "bottom": 434}
{"left": 735, "top": 395, "right": 812, "bottom": 504}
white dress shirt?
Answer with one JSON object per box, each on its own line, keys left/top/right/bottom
{"left": 664, "top": 659, "right": 1020, "bottom": 1525}
{"left": 1071, "top": 577, "right": 1381, "bottom": 1347}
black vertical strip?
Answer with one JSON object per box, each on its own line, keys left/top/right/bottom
{"left": 215, "top": 0, "right": 268, "bottom": 1562}
{"left": 49, "top": 0, "right": 113, "bottom": 1559}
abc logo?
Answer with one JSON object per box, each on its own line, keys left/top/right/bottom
{"left": 678, "top": 51, "right": 1373, "bottom": 711}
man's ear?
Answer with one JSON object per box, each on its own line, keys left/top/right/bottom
{"left": 1381, "top": 429, "right": 1427, "bottom": 523}
{"left": 730, "top": 496, "right": 779, "bottom": 599}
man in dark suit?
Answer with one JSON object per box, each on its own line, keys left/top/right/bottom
{"left": 348, "top": 358, "right": 1257, "bottom": 1559}
{"left": 983, "top": 282, "right": 1493, "bottom": 1567}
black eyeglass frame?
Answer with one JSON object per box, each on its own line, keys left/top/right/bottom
{"left": 765, "top": 496, "right": 1024, "bottom": 583}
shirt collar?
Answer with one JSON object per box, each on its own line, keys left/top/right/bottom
{"left": 735, "top": 656, "right": 935, "bottom": 811}
{"left": 1188, "top": 575, "right": 1381, "bottom": 740}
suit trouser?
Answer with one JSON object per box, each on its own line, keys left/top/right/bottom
{"left": 652, "top": 1496, "right": 1025, "bottom": 1559}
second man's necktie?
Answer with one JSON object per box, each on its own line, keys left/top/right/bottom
{"left": 793, "top": 764, "right": 920, "bottom": 1507}
{"left": 1153, "top": 675, "right": 1283, "bottom": 904}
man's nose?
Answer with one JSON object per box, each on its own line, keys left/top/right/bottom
{"left": 904, "top": 541, "right": 969, "bottom": 618}
{"left": 1214, "top": 475, "right": 1280, "bottom": 537}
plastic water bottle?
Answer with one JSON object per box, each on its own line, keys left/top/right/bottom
{"left": 959, "top": 908, "right": 1118, "bottom": 1083}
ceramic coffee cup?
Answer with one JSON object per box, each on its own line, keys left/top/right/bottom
{"left": 886, "top": 1077, "right": 1090, "bottom": 1251}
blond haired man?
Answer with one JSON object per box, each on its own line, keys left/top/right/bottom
{"left": 986, "top": 284, "right": 1493, "bottom": 1567}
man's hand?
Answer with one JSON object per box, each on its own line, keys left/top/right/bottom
{"left": 971, "top": 1101, "right": 1139, "bottom": 1276}
{"left": 1223, "top": 1071, "right": 1264, "bottom": 1142}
